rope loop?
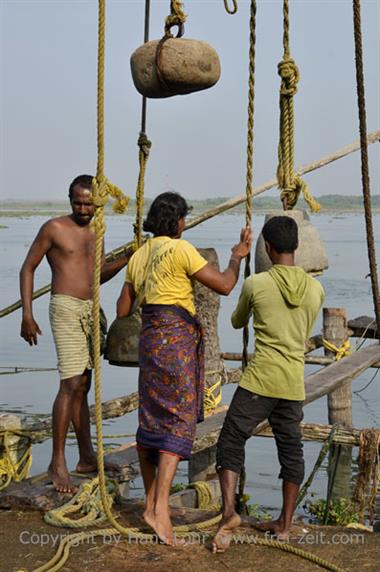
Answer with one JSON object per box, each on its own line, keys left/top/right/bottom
{"left": 92, "top": 177, "right": 129, "bottom": 215}
{"left": 278, "top": 57, "right": 299, "bottom": 97}
{"left": 164, "top": 0, "right": 186, "bottom": 38}
{"left": 223, "top": 0, "right": 238, "bottom": 15}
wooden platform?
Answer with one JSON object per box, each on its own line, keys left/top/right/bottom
{"left": 1, "top": 343, "right": 379, "bottom": 512}
{"left": 0, "top": 408, "right": 227, "bottom": 511}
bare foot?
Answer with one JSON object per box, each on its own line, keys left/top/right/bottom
{"left": 254, "top": 518, "right": 289, "bottom": 541}
{"left": 75, "top": 455, "right": 118, "bottom": 474}
{"left": 48, "top": 463, "right": 78, "bottom": 494}
{"left": 143, "top": 509, "right": 178, "bottom": 546}
{"left": 212, "top": 512, "right": 241, "bottom": 553}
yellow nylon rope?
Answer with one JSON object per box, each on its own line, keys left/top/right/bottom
{"left": 322, "top": 339, "right": 351, "bottom": 361}
{"left": 0, "top": 430, "right": 32, "bottom": 490}
{"left": 277, "top": 0, "right": 321, "bottom": 213}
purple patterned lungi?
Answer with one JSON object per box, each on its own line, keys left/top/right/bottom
{"left": 136, "top": 304, "right": 204, "bottom": 460}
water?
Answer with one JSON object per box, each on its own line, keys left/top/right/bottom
{"left": 0, "top": 212, "right": 379, "bottom": 520}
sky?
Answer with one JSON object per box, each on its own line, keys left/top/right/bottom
{"left": 1, "top": 0, "right": 379, "bottom": 202}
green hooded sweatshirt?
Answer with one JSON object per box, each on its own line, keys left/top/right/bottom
{"left": 231, "top": 265, "right": 324, "bottom": 400}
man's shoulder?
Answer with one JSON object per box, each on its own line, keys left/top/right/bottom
{"left": 42, "top": 215, "right": 72, "bottom": 230}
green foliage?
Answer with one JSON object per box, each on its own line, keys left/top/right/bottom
{"left": 304, "top": 496, "right": 360, "bottom": 526}
{"left": 170, "top": 482, "right": 187, "bottom": 494}
{"left": 247, "top": 502, "right": 273, "bottom": 521}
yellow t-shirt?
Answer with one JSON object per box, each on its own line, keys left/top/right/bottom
{"left": 126, "top": 236, "right": 208, "bottom": 316}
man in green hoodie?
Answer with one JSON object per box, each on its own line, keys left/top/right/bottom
{"left": 212, "top": 216, "right": 324, "bottom": 552}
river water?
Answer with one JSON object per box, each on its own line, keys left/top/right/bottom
{"left": 0, "top": 211, "right": 379, "bottom": 522}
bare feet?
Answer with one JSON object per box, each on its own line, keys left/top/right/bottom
{"left": 143, "top": 509, "right": 178, "bottom": 546}
{"left": 253, "top": 518, "right": 290, "bottom": 541}
{"left": 212, "top": 512, "right": 241, "bottom": 553}
{"left": 48, "top": 463, "right": 78, "bottom": 494}
{"left": 75, "top": 455, "right": 118, "bottom": 474}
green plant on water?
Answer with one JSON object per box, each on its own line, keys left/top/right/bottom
{"left": 247, "top": 502, "right": 273, "bottom": 521}
{"left": 170, "top": 483, "right": 187, "bottom": 494}
{"left": 303, "top": 495, "right": 360, "bottom": 526}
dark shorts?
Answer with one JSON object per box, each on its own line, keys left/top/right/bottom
{"left": 216, "top": 386, "right": 305, "bottom": 485}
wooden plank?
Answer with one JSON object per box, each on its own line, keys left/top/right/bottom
{"left": 348, "top": 315, "right": 379, "bottom": 339}
{"left": 1, "top": 346, "right": 379, "bottom": 509}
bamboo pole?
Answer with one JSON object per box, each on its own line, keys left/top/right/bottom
{"left": 1, "top": 131, "right": 379, "bottom": 320}
{"left": 0, "top": 240, "right": 135, "bottom": 318}
{"left": 184, "top": 130, "right": 380, "bottom": 230}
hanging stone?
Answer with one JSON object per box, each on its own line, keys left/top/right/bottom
{"left": 104, "top": 310, "right": 142, "bottom": 366}
{"left": 130, "top": 38, "right": 221, "bottom": 99}
{"left": 255, "top": 210, "right": 328, "bottom": 275}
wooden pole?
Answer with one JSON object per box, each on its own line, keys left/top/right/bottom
{"left": 188, "top": 248, "right": 223, "bottom": 482}
{"left": 323, "top": 307, "right": 353, "bottom": 502}
{"left": 2, "top": 132, "right": 379, "bottom": 320}
{"left": 184, "top": 131, "right": 380, "bottom": 231}
{"left": 323, "top": 308, "right": 352, "bottom": 426}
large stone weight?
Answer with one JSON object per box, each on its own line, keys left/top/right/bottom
{"left": 130, "top": 38, "right": 221, "bottom": 98}
{"left": 255, "top": 210, "right": 329, "bottom": 274}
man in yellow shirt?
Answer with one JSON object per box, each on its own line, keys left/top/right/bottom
{"left": 213, "top": 216, "right": 324, "bottom": 552}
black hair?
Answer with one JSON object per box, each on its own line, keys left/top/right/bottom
{"left": 262, "top": 216, "right": 298, "bottom": 253}
{"left": 143, "top": 192, "right": 192, "bottom": 237}
{"left": 68, "top": 174, "right": 93, "bottom": 199}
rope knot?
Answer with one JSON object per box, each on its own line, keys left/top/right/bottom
{"left": 137, "top": 133, "right": 152, "bottom": 158}
{"left": 278, "top": 57, "right": 299, "bottom": 96}
{"left": 92, "top": 177, "right": 129, "bottom": 215}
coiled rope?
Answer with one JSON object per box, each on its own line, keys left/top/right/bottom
{"left": 277, "top": 0, "right": 320, "bottom": 213}
{"left": 0, "top": 429, "right": 32, "bottom": 490}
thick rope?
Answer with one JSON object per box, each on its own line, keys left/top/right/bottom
{"left": 0, "top": 430, "right": 32, "bottom": 490}
{"left": 242, "top": 0, "right": 256, "bottom": 370}
{"left": 322, "top": 339, "right": 351, "bottom": 361}
{"left": 165, "top": 0, "right": 187, "bottom": 37}
{"left": 133, "top": 134, "right": 151, "bottom": 250}
{"left": 132, "top": 1, "right": 152, "bottom": 251}
{"left": 44, "top": 477, "right": 118, "bottom": 528}
{"left": 352, "top": 0, "right": 380, "bottom": 339}
{"left": 277, "top": 0, "right": 320, "bottom": 213}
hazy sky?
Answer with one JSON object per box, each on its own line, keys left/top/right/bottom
{"left": 1, "top": 0, "right": 379, "bottom": 201}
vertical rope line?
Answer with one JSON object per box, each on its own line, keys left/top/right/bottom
{"left": 352, "top": 0, "right": 380, "bottom": 338}
{"left": 133, "top": 0, "right": 152, "bottom": 250}
{"left": 242, "top": 0, "right": 256, "bottom": 369}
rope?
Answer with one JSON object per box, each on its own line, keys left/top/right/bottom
{"left": 223, "top": 0, "right": 238, "bottom": 14}
{"left": 322, "top": 339, "right": 351, "bottom": 361}
{"left": 203, "top": 370, "right": 223, "bottom": 413}
{"left": 277, "top": 0, "right": 320, "bottom": 213}
{"left": 0, "top": 429, "right": 32, "bottom": 490}
{"left": 132, "top": 0, "right": 152, "bottom": 251}
{"left": 165, "top": 0, "right": 187, "bottom": 37}
{"left": 242, "top": 0, "right": 256, "bottom": 370}
{"left": 352, "top": 0, "right": 380, "bottom": 340}
{"left": 188, "top": 480, "right": 220, "bottom": 510}
{"left": 296, "top": 424, "right": 340, "bottom": 507}
{"left": 26, "top": 528, "right": 347, "bottom": 572}
{"left": 44, "top": 477, "right": 118, "bottom": 528}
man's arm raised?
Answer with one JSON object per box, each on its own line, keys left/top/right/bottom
{"left": 19, "top": 223, "right": 53, "bottom": 345}
{"left": 100, "top": 245, "right": 134, "bottom": 284}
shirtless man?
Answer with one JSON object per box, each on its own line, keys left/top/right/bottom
{"left": 20, "top": 174, "right": 132, "bottom": 493}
